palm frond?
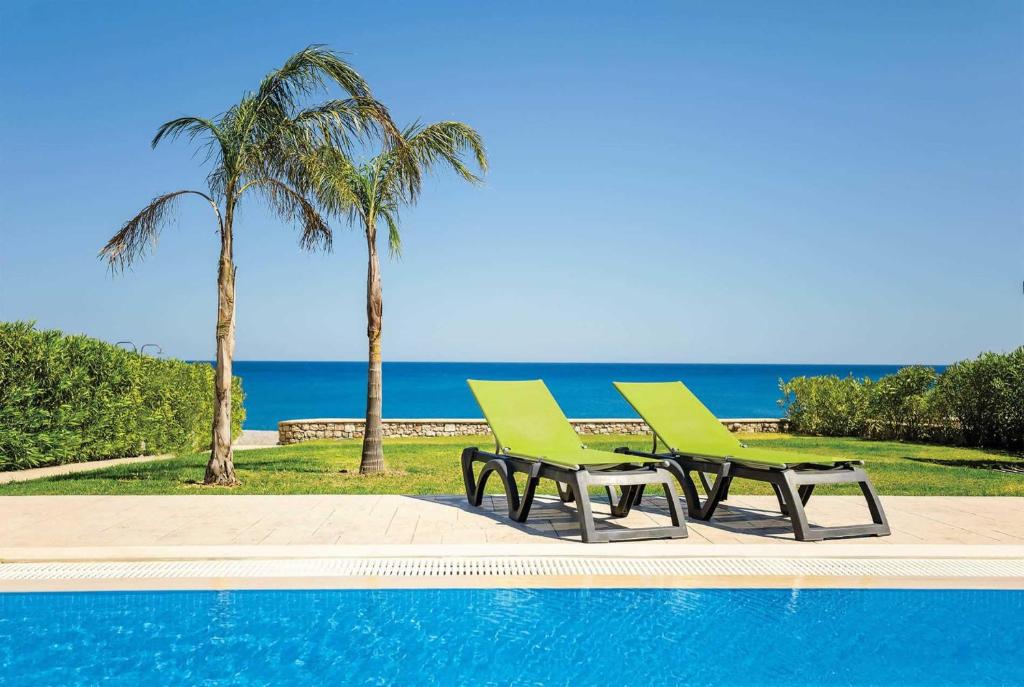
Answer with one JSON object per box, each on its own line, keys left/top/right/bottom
{"left": 256, "top": 46, "right": 402, "bottom": 145}
{"left": 313, "top": 119, "right": 486, "bottom": 261}
{"left": 380, "top": 208, "right": 402, "bottom": 257}
{"left": 152, "top": 116, "right": 224, "bottom": 148}
{"left": 405, "top": 121, "right": 488, "bottom": 184}
{"left": 257, "top": 45, "right": 370, "bottom": 108}
{"left": 223, "top": 48, "right": 400, "bottom": 202}
{"left": 306, "top": 146, "right": 368, "bottom": 221}
{"left": 245, "top": 178, "right": 333, "bottom": 252}
{"left": 295, "top": 97, "right": 396, "bottom": 149}
{"left": 100, "top": 190, "right": 221, "bottom": 271}
{"left": 371, "top": 120, "right": 487, "bottom": 211}
{"left": 206, "top": 166, "right": 229, "bottom": 201}
{"left": 151, "top": 116, "right": 230, "bottom": 169}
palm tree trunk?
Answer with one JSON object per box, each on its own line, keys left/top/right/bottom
{"left": 205, "top": 209, "right": 238, "bottom": 486}
{"left": 360, "top": 225, "right": 385, "bottom": 474}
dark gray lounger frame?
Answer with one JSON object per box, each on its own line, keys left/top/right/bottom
{"left": 461, "top": 447, "right": 688, "bottom": 543}
{"left": 614, "top": 444, "right": 890, "bottom": 542}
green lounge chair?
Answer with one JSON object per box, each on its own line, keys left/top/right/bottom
{"left": 461, "top": 379, "right": 688, "bottom": 543}
{"left": 613, "top": 381, "right": 890, "bottom": 541}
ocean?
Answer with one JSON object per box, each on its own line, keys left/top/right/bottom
{"left": 231, "top": 361, "right": 917, "bottom": 430}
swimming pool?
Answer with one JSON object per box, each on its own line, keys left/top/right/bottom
{"left": 0, "top": 588, "right": 1019, "bottom": 686}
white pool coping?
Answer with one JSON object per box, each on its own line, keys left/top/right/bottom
{"left": 3, "top": 545, "right": 1022, "bottom": 592}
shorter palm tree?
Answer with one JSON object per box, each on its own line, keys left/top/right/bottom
{"left": 312, "top": 121, "right": 487, "bottom": 474}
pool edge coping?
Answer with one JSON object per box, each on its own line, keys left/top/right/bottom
{"left": 5, "top": 542, "right": 1024, "bottom": 563}
{"left": 4, "top": 574, "right": 1023, "bottom": 593}
{"left": 4, "top": 551, "right": 1023, "bottom": 592}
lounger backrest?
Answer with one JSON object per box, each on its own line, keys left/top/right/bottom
{"left": 467, "top": 379, "right": 583, "bottom": 457}
{"left": 613, "top": 381, "right": 741, "bottom": 456}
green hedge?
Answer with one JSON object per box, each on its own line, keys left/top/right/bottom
{"left": 0, "top": 321, "right": 244, "bottom": 471}
{"left": 780, "top": 347, "right": 1023, "bottom": 450}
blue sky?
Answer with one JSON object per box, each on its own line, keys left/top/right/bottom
{"left": 1, "top": 1, "right": 1020, "bottom": 364}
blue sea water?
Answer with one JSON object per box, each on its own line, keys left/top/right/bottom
{"left": 0, "top": 588, "right": 1018, "bottom": 686}
{"left": 231, "top": 361, "right": 920, "bottom": 429}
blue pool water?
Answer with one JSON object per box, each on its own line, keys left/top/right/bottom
{"left": 231, "top": 361, "right": 921, "bottom": 429}
{"left": 0, "top": 588, "right": 1018, "bottom": 686}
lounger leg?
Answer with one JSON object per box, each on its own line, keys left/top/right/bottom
{"left": 770, "top": 483, "right": 790, "bottom": 516}
{"left": 798, "top": 484, "right": 815, "bottom": 505}
{"left": 556, "top": 467, "right": 689, "bottom": 543}
{"left": 699, "top": 468, "right": 732, "bottom": 502}
{"left": 660, "top": 474, "right": 688, "bottom": 534}
{"left": 663, "top": 460, "right": 731, "bottom": 521}
{"left": 779, "top": 471, "right": 812, "bottom": 541}
{"left": 857, "top": 470, "right": 889, "bottom": 531}
{"left": 608, "top": 485, "right": 640, "bottom": 518}
{"left": 566, "top": 471, "right": 600, "bottom": 543}
{"left": 460, "top": 447, "right": 523, "bottom": 517}
{"left": 556, "top": 481, "right": 575, "bottom": 503}
{"left": 510, "top": 462, "right": 542, "bottom": 523}
{"left": 612, "top": 447, "right": 649, "bottom": 506}
{"left": 719, "top": 473, "right": 733, "bottom": 501}
{"left": 462, "top": 448, "right": 520, "bottom": 510}
{"left": 698, "top": 471, "right": 715, "bottom": 498}
{"left": 606, "top": 485, "right": 620, "bottom": 513}
{"left": 460, "top": 447, "right": 484, "bottom": 504}
{"left": 603, "top": 467, "right": 688, "bottom": 540}
{"left": 768, "top": 482, "right": 813, "bottom": 517}
{"left": 662, "top": 461, "right": 703, "bottom": 518}
{"left": 777, "top": 467, "right": 891, "bottom": 541}
{"left": 701, "top": 472, "right": 733, "bottom": 520}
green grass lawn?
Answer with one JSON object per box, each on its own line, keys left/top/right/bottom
{"left": 1, "top": 434, "right": 1021, "bottom": 497}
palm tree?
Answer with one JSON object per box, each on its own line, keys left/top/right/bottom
{"left": 312, "top": 121, "right": 487, "bottom": 474}
{"left": 100, "top": 46, "right": 399, "bottom": 485}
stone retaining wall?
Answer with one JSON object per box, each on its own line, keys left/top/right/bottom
{"left": 277, "top": 417, "right": 787, "bottom": 444}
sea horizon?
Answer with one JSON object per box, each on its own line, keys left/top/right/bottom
{"left": 222, "top": 361, "right": 941, "bottom": 430}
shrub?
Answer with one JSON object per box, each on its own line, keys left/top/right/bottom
{"left": 0, "top": 321, "right": 244, "bottom": 470}
{"left": 930, "top": 348, "right": 1024, "bottom": 450}
{"left": 781, "top": 347, "right": 1023, "bottom": 451}
{"left": 779, "top": 375, "right": 872, "bottom": 437}
{"left": 866, "top": 365, "right": 937, "bottom": 441}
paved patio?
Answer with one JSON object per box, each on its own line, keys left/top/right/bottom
{"left": 1, "top": 494, "right": 1022, "bottom": 554}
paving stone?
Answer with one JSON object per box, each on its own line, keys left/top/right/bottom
{"left": 0, "top": 495, "right": 1020, "bottom": 550}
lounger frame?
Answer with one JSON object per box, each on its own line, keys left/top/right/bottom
{"left": 615, "top": 443, "right": 890, "bottom": 542}
{"left": 461, "top": 447, "right": 688, "bottom": 543}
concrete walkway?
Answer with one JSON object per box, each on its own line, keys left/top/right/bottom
{"left": 0, "top": 431, "right": 281, "bottom": 484}
{"left": 0, "top": 454, "right": 175, "bottom": 485}
{"left": 1, "top": 494, "right": 1021, "bottom": 555}
{"left": 233, "top": 430, "right": 280, "bottom": 449}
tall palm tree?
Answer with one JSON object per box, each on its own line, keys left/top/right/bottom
{"left": 101, "top": 46, "right": 399, "bottom": 485}
{"left": 312, "top": 121, "right": 487, "bottom": 474}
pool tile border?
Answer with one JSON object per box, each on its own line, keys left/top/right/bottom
{"left": 2, "top": 555, "right": 1022, "bottom": 592}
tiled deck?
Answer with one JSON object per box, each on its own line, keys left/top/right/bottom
{"left": 1, "top": 494, "right": 1021, "bottom": 550}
